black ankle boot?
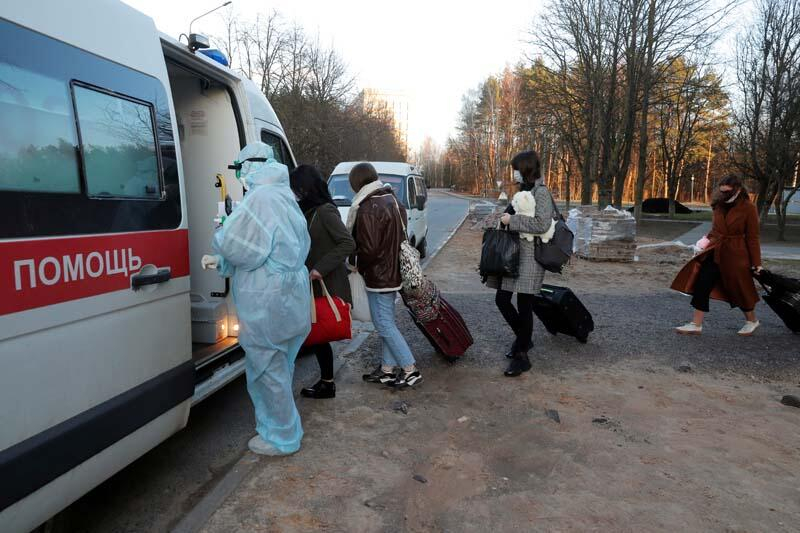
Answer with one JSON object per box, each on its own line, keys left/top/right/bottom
{"left": 505, "top": 340, "right": 534, "bottom": 359}
{"left": 504, "top": 352, "right": 532, "bottom": 377}
{"left": 301, "top": 379, "right": 336, "bottom": 399}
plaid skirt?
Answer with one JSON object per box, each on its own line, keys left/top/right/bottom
{"left": 485, "top": 238, "right": 546, "bottom": 295}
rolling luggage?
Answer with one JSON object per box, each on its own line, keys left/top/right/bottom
{"left": 403, "top": 293, "right": 473, "bottom": 359}
{"left": 532, "top": 284, "right": 594, "bottom": 343}
{"left": 755, "top": 270, "right": 800, "bottom": 333}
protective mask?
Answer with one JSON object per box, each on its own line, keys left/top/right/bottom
{"left": 513, "top": 170, "right": 524, "bottom": 184}
{"left": 721, "top": 189, "right": 740, "bottom": 203}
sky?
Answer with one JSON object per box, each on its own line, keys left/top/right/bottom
{"left": 123, "top": 0, "right": 753, "bottom": 152}
{"left": 122, "top": 0, "right": 543, "bottom": 150}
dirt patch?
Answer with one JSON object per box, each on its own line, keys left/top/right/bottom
{"left": 202, "top": 361, "right": 800, "bottom": 533}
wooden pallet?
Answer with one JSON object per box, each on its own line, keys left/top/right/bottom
{"left": 577, "top": 241, "right": 637, "bottom": 262}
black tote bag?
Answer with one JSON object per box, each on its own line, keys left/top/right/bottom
{"left": 480, "top": 225, "right": 520, "bottom": 279}
{"left": 534, "top": 189, "right": 574, "bottom": 274}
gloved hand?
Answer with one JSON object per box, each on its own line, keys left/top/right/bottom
{"left": 201, "top": 254, "right": 220, "bottom": 270}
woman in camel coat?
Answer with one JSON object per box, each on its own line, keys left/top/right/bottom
{"left": 671, "top": 175, "right": 763, "bottom": 336}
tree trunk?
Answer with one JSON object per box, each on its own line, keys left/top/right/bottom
{"left": 704, "top": 137, "right": 713, "bottom": 204}
{"left": 634, "top": 0, "right": 657, "bottom": 222}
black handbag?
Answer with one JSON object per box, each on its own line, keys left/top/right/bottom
{"left": 534, "top": 189, "right": 574, "bottom": 274}
{"left": 480, "top": 223, "right": 520, "bottom": 279}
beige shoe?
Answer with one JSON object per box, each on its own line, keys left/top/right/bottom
{"left": 675, "top": 322, "right": 703, "bottom": 335}
{"left": 738, "top": 320, "right": 760, "bottom": 336}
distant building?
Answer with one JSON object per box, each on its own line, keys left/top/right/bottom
{"left": 361, "top": 88, "right": 410, "bottom": 153}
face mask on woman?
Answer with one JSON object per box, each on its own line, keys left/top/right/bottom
{"left": 720, "top": 188, "right": 740, "bottom": 203}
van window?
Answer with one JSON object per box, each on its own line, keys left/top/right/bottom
{"left": 73, "top": 85, "right": 161, "bottom": 199}
{"left": 328, "top": 174, "right": 406, "bottom": 206}
{"left": 0, "top": 17, "right": 181, "bottom": 239}
{"left": 416, "top": 177, "right": 427, "bottom": 199}
{"left": 260, "top": 130, "right": 294, "bottom": 170}
{"left": 407, "top": 176, "right": 417, "bottom": 208}
{"left": 0, "top": 63, "right": 81, "bottom": 194}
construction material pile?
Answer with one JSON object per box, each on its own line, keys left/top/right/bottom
{"left": 567, "top": 205, "right": 637, "bottom": 262}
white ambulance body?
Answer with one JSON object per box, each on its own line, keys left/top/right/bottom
{"left": 0, "top": 2, "right": 295, "bottom": 531}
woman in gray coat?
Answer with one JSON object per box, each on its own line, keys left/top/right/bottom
{"left": 290, "top": 165, "right": 356, "bottom": 398}
{"left": 486, "top": 151, "right": 554, "bottom": 377}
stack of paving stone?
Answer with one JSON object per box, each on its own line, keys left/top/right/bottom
{"left": 568, "top": 205, "right": 637, "bottom": 262}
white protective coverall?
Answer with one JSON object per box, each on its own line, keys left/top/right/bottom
{"left": 212, "top": 142, "right": 311, "bottom": 454}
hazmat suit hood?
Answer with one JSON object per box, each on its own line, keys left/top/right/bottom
{"left": 237, "top": 142, "right": 289, "bottom": 191}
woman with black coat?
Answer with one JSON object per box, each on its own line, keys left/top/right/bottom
{"left": 290, "top": 165, "right": 356, "bottom": 399}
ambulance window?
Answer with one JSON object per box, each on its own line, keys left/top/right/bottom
{"left": 0, "top": 62, "right": 81, "bottom": 193}
{"left": 260, "top": 130, "right": 294, "bottom": 170}
{"left": 73, "top": 85, "right": 161, "bottom": 199}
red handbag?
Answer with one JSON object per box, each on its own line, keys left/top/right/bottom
{"left": 304, "top": 279, "right": 352, "bottom": 347}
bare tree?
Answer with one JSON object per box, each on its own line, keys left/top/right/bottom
{"left": 735, "top": 0, "right": 800, "bottom": 239}
{"left": 655, "top": 60, "right": 727, "bottom": 216}
{"left": 306, "top": 36, "right": 355, "bottom": 103}
{"left": 245, "top": 11, "right": 285, "bottom": 97}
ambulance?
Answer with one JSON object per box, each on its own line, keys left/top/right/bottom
{"left": 0, "top": 2, "right": 295, "bottom": 531}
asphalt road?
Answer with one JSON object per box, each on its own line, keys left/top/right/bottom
{"left": 52, "top": 191, "right": 469, "bottom": 533}
{"left": 421, "top": 190, "right": 470, "bottom": 263}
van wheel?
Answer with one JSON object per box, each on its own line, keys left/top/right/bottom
{"left": 417, "top": 238, "right": 427, "bottom": 259}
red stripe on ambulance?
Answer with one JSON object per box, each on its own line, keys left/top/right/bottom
{"left": 1, "top": 230, "right": 190, "bottom": 316}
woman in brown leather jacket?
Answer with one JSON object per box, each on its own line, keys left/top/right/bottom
{"left": 671, "top": 175, "right": 763, "bottom": 336}
{"left": 346, "top": 162, "right": 422, "bottom": 388}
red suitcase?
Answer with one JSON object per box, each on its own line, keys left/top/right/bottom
{"left": 403, "top": 294, "right": 473, "bottom": 359}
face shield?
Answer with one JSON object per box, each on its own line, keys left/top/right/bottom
{"left": 228, "top": 142, "right": 277, "bottom": 191}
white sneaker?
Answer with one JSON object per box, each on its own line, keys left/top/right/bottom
{"left": 675, "top": 322, "right": 703, "bottom": 335}
{"left": 738, "top": 320, "right": 760, "bottom": 336}
{"left": 248, "top": 435, "right": 295, "bottom": 456}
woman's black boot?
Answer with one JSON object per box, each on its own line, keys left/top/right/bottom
{"left": 505, "top": 340, "right": 534, "bottom": 359}
{"left": 301, "top": 379, "right": 336, "bottom": 399}
{"left": 504, "top": 352, "right": 532, "bottom": 377}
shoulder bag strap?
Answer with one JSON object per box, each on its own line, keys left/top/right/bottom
{"left": 391, "top": 195, "right": 408, "bottom": 236}
{"left": 537, "top": 185, "right": 562, "bottom": 220}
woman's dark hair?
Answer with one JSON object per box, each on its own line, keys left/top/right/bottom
{"left": 511, "top": 150, "right": 543, "bottom": 186}
{"left": 710, "top": 174, "right": 748, "bottom": 208}
{"left": 348, "top": 162, "right": 379, "bottom": 192}
{"left": 290, "top": 164, "right": 333, "bottom": 212}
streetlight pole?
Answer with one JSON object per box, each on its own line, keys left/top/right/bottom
{"left": 691, "top": 174, "right": 695, "bottom": 205}
{"left": 189, "top": 1, "right": 232, "bottom": 36}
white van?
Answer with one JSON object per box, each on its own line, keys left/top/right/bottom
{"left": 0, "top": 3, "right": 296, "bottom": 531}
{"left": 328, "top": 162, "right": 429, "bottom": 257}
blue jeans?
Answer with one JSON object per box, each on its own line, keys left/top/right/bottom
{"left": 366, "top": 291, "right": 415, "bottom": 368}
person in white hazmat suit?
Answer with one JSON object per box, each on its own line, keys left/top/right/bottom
{"left": 201, "top": 142, "right": 311, "bottom": 456}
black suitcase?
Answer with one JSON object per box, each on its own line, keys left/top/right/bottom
{"left": 755, "top": 270, "right": 800, "bottom": 333}
{"left": 532, "top": 284, "right": 594, "bottom": 343}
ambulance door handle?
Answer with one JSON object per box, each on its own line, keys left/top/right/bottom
{"left": 131, "top": 267, "right": 172, "bottom": 290}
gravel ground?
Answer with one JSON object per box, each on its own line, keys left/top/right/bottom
{"left": 350, "top": 215, "right": 800, "bottom": 382}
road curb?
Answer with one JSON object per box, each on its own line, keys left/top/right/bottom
{"left": 170, "top": 454, "right": 259, "bottom": 533}
{"left": 422, "top": 207, "right": 469, "bottom": 269}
